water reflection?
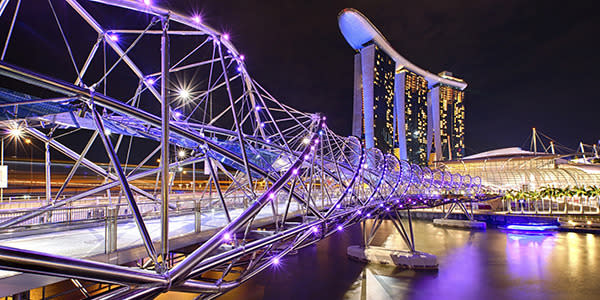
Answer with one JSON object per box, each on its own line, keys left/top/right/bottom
{"left": 211, "top": 219, "right": 600, "bottom": 300}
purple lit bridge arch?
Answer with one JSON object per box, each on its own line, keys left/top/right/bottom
{"left": 0, "top": 1, "right": 495, "bottom": 298}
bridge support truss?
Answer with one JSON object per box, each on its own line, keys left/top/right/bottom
{"left": 0, "top": 1, "right": 495, "bottom": 298}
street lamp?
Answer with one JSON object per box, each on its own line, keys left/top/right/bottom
{"left": 9, "top": 128, "right": 22, "bottom": 138}
{"left": 177, "top": 88, "right": 190, "bottom": 100}
{"left": 1, "top": 127, "right": 25, "bottom": 203}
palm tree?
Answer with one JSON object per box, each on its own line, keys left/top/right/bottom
{"left": 573, "top": 186, "right": 587, "bottom": 214}
{"left": 588, "top": 185, "right": 600, "bottom": 213}
{"left": 583, "top": 186, "right": 594, "bottom": 214}
{"left": 516, "top": 190, "right": 527, "bottom": 214}
{"left": 561, "top": 186, "right": 576, "bottom": 214}
{"left": 503, "top": 189, "right": 516, "bottom": 213}
{"left": 540, "top": 186, "right": 555, "bottom": 214}
{"left": 528, "top": 190, "right": 541, "bottom": 214}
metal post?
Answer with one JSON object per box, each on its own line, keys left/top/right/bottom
{"left": 90, "top": 107, "right": 159, "bottom": 267}
{"left": 1, "top": 138, "right": 3, "bottom": 203}
{"left": 160, "top": 16, "right": 170, "bottom": 268}
{"left": 192, "top": 161, "right": 196, "bottom": 197}
{"left": 532, "top": 127, "right": 537, "bottom": 154}
{"left": 407, "top": 208, "right": 415, "bottom": 252}
{"left": 45, "top": 142, "right": 51, "bottom": 206}
{"left": 105, "top": 207, "right": 117, "bottom": 254}
{"left": 194, "top": 200, "right": 201, "bottom": 233}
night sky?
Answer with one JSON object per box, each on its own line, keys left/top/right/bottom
{"left": 2, "top": 0, "right": 599, "bottom": 156}
{"left": 162, "top": 0, "right": 600, "bottom": 155}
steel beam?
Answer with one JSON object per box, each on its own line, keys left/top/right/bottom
{"left": 91, "top": 104, "right": 160, "bottom": 266}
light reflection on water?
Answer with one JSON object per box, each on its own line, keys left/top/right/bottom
{"left": 180, "top": 220, "right": 600, "bottom": 300}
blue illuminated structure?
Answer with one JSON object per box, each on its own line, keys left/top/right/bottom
{"left": 502, "top": 224, "right": 559, "bottom": 232}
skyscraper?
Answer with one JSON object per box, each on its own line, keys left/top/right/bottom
{"left": 340, "top": 8, "right": 467, "bottom": 165}
{"left": 398, "top": 69, "right": 429, "bottom": 164}
{"left": 352, "top": 44, "right": 396, "bottom": 154}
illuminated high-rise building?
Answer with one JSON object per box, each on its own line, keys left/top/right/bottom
{"left": 351, "top": 44, "right": 396, "bottom": 154}
{"left": 340, "top": 8, "right": 467, "bottom": 165}
{"left": 398, "top": 69, "right": 429, "bottom": 164}
{"left": 428, "top": 71, "right": 466, "bottom": 161}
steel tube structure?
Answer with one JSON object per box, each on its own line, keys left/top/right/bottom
{"left": 0, "top": 1, "right": 494, "bottom": 298}
{"left": 160, "top": 14, "right": 170, "bottom": 271}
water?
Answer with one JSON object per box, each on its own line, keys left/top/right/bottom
{"left": 214, "top": 219, "right": 600, "bottom": 300}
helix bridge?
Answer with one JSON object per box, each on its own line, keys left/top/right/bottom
{"left": 0, "top": 1, "right": 495, "bottom": 298}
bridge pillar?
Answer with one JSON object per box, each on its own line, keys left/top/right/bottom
{"left": 105, "top": 207, "right": 118, "bottom": 254}
{"left": 433, "top": 201, "right": 486, "bottom": 229}
{"left": 348, "top": 209, "right": 438, "bottom": 269}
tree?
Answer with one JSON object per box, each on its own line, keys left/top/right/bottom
{"left": 573, "top": 186, "right": 587, "bottom": 214}
{"left": 540, "top": 186, "right": 556, "bottom": 213}
{"left": 528, "top": 190, "right": 541, "bottom": 213}
{"left": 587, "top": 185, "right": 600, "bottom": 213}
{"left": 503, "top": 189, "right": 516, "bottom": 213}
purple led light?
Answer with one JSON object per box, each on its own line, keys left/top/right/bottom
{"left": 108, "top": 34, "right": 119, "bottom": 42}
{"left": 379, "top": 203, "right": 383, "bottom": 207}
{"left": 260, "top": 122, "right": 265, "bottom": 128}
{"left": 366, "top": 213, "right": 371, "bottom": 217}
{"left": 223, "top": 232, "right": 231, "bottom": 241}
{"left": 336, "top": 204, "right": 341, "bottom": 209}
{"left": 268, "top": 193, "right": 275, "bottom": 200}
{"left": 223, "top": 33, "right": 230, "bottom": 40}
{"left": 192, "top": 15, "right": 201, "bottom": 23}
{"left": 304, "top": 154, "right": 310, "bottom": 160}
{"left": 143, "top": 0, "right": 151, "bottom": 5}
{"left": 311, "top": 226, "right": 318, "bottom": 233}
{"left": 357, "top": 210, "right": 362, "bottom": 215}
{"left": 292, "top": 169, "right": 298, "bottom": 175}
{"left": 385, "top": 208, "right": 390, "bottom": 211}
{"left": 145, "top": 77, "right": 155, "bottom": 85}
{"left": 240, "top": 54, "right": 245, "bottom": 61}
{"left": 310, "top": 146, "right": 315, "bottom": 151}
{"left": 174, "top": 111, "right": 183, "bottom": 118}
{"left": 337, "top": 225, "right": 343, "bottom": 231}
{"left": 314, "top": 139, "right": 319, "bottom": 144}
{"left": 255, "top": 106, "right": 261, "bottom": 111}
{"left": 273, "top": 257, "right": 280, "bottom": 265}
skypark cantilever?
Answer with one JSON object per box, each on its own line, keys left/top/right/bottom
{"left": 339, "top": 8, "right": 467, "bottom": 164}
{"left": 338, "top": 8, "right": 467, "bottom": 90}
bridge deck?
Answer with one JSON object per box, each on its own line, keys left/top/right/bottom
{"left": 0, "top": 201, "right": 304, "bottom": 295}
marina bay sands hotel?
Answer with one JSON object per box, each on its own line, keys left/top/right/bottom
{"left": 339, "top": 9, "right": 467, "bottom": 165}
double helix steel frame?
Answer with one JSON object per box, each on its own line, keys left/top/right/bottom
{"left": 0, "top": 1, "right": 493, "bottom": 298}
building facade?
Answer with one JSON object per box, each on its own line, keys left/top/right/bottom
{"left": 340, "top": 8, "right": 467, "bottom": 165}
{"left": 399, "top": 69, "right": 429, "bottom": 164}
{"left": 431, "top": 71, "right": 466, "bottom": 161}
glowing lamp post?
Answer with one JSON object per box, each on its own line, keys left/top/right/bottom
{"left": 1, "top": 127, "right": 24, "bottom": 203}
